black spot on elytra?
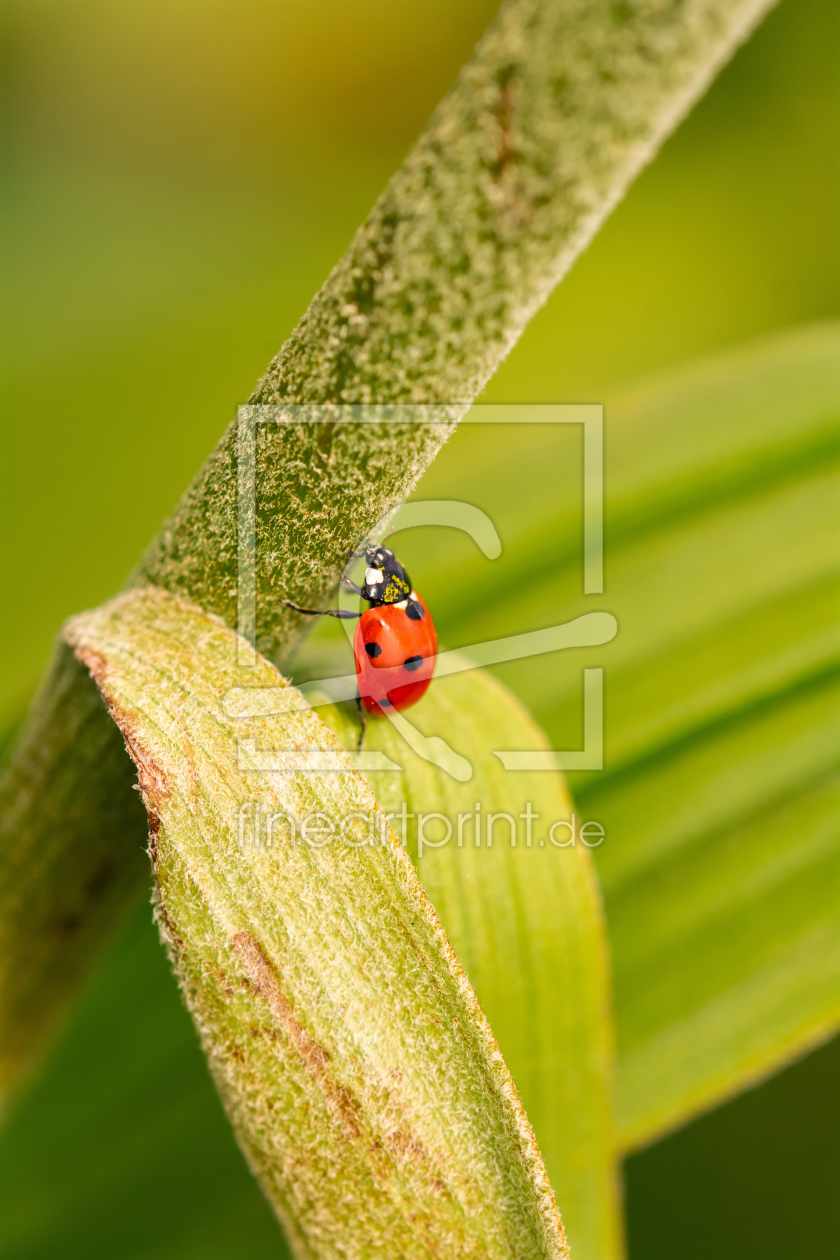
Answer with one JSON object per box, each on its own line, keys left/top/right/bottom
{"left": 403, "top": 655, "right": 423, "bottom": 671}
{"left": 406, "top": 601, "right": 424, "bottom": 621}
{"left": 365, "top": 642, "right": 382, "bottom": 658}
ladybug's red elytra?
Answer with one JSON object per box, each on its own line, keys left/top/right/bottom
{"left": 353, "top": 590, "right": 437, "bottom": 717}
{"left": 281, "top": 546, "right": 437, "bottom": 745}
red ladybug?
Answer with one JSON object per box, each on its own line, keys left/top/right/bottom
{"left": 281, "top": 546, "right": 437, "bottom": 742}
{"left": 353, "top": 590, "right": 437, "bottom": 717}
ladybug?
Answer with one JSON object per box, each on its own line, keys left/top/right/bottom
{"left": 281, "top": 546, "right": 437, "bottom": 744}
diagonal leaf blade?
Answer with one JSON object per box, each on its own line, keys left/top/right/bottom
{"left": 65, "top": 587, "right": 568, "bottom": 1260}
{"left": 312, "top": 662, "right": 621, "bottom": 1260}
{"left": 395, "top": 321, "right": 840, "bottom": 1150}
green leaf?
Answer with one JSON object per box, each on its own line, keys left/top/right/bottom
{"left": 64, "top": 588, "right": 569, "bottom": 1260}
{"left": 0, "top": 647, "right": 620, "bottom": 1260}
{"left": 388, "top": 320, "right": 840, "bottom": 1150}
{"left": 582, "top": 326, "right": 840, "bottom": 1148}
{"left": 0, "top": 0, "right": 778, "bottom": 1111}
{"left": 311, "top": 662, "right": 621, "bottom": 1260}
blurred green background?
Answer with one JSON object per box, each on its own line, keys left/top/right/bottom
{"left": 1, "top": 0, "right": 839, "bottom": 1256}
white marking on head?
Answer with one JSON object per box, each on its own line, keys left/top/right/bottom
{"left": 365, "top": 567, "right": 384, "bottom": 586}
{"left": 394, "top": 599, "right": 408, "bottom": 610}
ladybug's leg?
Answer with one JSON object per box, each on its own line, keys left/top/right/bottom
{"left": 355, "top": 695, "right": 367, "bottom": 751}
{"left": 340, "top": 575, "right": 366, "bottom": 598}
{"left": 280, "top": 599, "right": 360, "bottom": 620}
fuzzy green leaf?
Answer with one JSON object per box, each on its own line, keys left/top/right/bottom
{"left": 136, "top": 0, "right": 779, "bottom": 667}
{"left": 312, "top": 665, "right": 620, "bottom": 1260}
{"left": 64, "top": 587, "right": 569, "bottom": 1260}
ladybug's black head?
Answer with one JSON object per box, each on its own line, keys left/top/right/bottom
{"left": 361, "top": 546, "right": 411, "bottom": 605}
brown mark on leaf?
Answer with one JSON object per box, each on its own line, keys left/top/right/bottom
{"left": 231, "top": 931, "right": 363, "bottom": 1141}
{"left": 203, "top": 958, "right": 236, "bottom": 1000}
{"left": 71, "top": 637, "right": 170, "bottom": 860}
{"left": 72, "top": 643, "right": 110, "bottom": 693}
{"left": 146, "top": 809, "right": 161, "bottom": 866}
{"left": 315, "top": 421, "right": 335, "bottom": 461}
{"left": 151, "top": 883, "right": 185, "bottom": 956}
{"left": 225, "top": 1039, "right": 246, "bottom": 1065}
{"left": 177, "top": 692, "right": 200, "bottom": 805}
{"left": 384, "top": 1127, "right": 428, "bottom": 1163}
{"left": 491, "top": 64, "right": 519, "bottom": 180}
{"left": 121, "top": 730, "right": 170, "bottom": 822}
